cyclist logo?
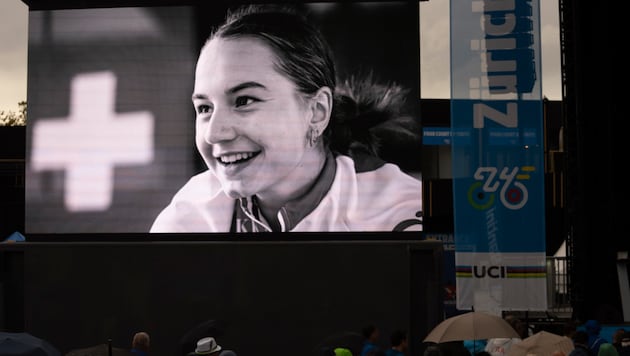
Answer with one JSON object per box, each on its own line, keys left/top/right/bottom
{"left": 467, "top": 166, "right": 533, "bottom": 210}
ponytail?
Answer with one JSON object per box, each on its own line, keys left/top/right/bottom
{"left": 325, "top": 74, "right": 421, "bottom": 163}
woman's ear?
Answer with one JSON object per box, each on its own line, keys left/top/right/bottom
{"left": 309, "top": 86, "right": 333, "bottom": 132}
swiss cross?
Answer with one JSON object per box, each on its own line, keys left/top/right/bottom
{"left": 31, "top": 71, "right": 154, "bottom": 212}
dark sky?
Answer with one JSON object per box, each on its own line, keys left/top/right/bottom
{"left": 0, "top": 0, "right": 561, "bottom": 112}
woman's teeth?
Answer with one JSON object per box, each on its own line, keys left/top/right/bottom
{"left": 219, "top": 152, "right": 255, "bottom": 164}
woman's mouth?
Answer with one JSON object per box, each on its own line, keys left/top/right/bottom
{"left": 216, "top": 151, "right": 260, "bottom": 165}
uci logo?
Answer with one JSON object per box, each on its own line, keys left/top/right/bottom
{"left": 467, "top": 166, "right": 533, "bottom": 211}
{"left": 473, "top": 265, "right": 506, "bottom": 279}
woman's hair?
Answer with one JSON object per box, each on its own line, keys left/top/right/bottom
{"left": 208, "top": 4, "right": 335, "bottom": 98}
{"left": 207, "top": 5, "right": 419, "bottom": 161}
{"left": 332, "top": 74, "right": 419, "bottom": 159}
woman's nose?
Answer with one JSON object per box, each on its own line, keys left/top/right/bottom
{"left": 204, "top": 108, "right": 236, "bottom": 144}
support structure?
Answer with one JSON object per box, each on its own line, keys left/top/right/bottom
{"left": 617, "top": 252, "right": 630, "bottom": 322}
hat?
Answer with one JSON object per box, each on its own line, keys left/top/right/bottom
{"left": 195, "top": 337, "right": 222, "bottom": 355}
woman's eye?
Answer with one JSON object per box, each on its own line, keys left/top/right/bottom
{"left": 235, "top": 96, "right": 257, "bottom": 107}
{"left": 196, "top": 104, "right": 212, "bottom": 114}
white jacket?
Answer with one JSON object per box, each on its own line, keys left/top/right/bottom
{"left": 150, "top": 153, "right": 422, "bottom": 232}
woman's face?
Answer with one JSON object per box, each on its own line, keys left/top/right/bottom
{"left": 192, "top": 37, "right": 314, "bottom": 200}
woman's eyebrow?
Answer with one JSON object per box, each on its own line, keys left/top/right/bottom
{"left": 191, "top": 82, "right": 267, "bottom": 101}
{"left": 228, "top": 81, "right": 267, "bottom": 94}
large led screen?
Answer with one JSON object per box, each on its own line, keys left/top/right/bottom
{"left": 25, "top": 1, "right": 423, "bottom": 234}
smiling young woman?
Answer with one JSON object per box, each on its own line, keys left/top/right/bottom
{"left": 150, "top": 4, "right": 423, "bottom": 233}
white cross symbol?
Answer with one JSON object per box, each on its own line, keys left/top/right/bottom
{"left": 31, "top": 71, "right": 154, "bottom": 212}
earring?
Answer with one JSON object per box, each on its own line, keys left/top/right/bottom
{"left": 307, "top": 127, "right": 319, "bottom": 148}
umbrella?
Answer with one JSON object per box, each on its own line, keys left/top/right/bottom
{"left": 0, "top": 332, "right": 61, "bottom": 356}
{"left": 424, "top": 311, "right": 520, "bottom": 343}
{"left": 507, "top": 331, "right": 574, "bottom": 356}
{"left": 315, "top": 331, "right": 364, "bottom": 356}
{"left": 65, "top": 343, "right": 134, "bottom": 356}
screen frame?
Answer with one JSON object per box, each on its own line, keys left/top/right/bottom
{"left": 23, "top": 0, "right": 423, "bottom": 238}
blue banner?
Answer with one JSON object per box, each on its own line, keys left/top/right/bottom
{"left": 450, "top": 0, "right": 547, "bottom": 311}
